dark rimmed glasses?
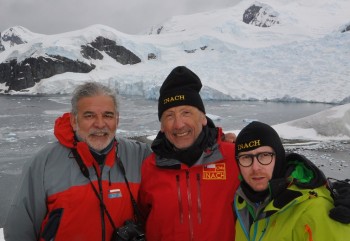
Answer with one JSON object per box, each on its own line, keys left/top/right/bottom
{"left": 236, "top": 152, "right": 275, "bottom": 167}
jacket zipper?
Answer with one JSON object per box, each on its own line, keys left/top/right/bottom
{"left": 176, "top": 175, "right": 184, "bottom": 224}
{"left": 95, "top": 165, "right": 106, "bottom": 241}
{"left": 196, "top": 173, "right": 202, "bottom": 224}
{"left": 256, "top": 216, "right": 270, "bottom": 241}
{"left": 177, "top": 171, "right": 201, "bottom": 241}
{"left": 186, "top": 170, "right": 194, "bottom": 241}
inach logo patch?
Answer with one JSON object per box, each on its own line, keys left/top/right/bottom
{"left": 163, "top": 95, "right": 185, "bottom": 104}
{"left": 237, "top": 139, "right": 261, "bottom": 151}
{"left": 203, "top": 163, "right": 226, "bottom": 180}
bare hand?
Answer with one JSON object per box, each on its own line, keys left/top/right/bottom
{"left": 223, "top": 133, "right": 236, "bottom": 143}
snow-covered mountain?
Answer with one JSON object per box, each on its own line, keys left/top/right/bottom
{"left": 0, "top": 26, "right": 43, "bottom": 49}
{"left": 0, "top": 0, "right": 350, "bottom": 104}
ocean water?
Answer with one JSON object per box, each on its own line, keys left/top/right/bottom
{"left": 0, "top": 94, "right": 334, "bottom": 157}
{"left": 1, "top": 94, "right": 349, "bottom": 226}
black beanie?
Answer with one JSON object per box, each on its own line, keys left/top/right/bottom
{"left": 235, "top": 121, "right": 286, "bottom": 179}
{"left": 158, "top": 66, "right": 205, "bottom": 120}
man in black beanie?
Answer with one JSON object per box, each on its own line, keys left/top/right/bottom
{"left": 233, "top": 121, "right": 350, "bottom": 241}
{"left": 139, "top": 66, "right": 241, "bottom": 241}
{"left": 156, "top": 66, "right": 207, "bottom": 151}
{"left": 157, "top": 66, "right": 205, "bottom": 120}
{"left": 235, "top": 121, "right": 286, "bottom": 181}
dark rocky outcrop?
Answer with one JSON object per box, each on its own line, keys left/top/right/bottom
{"left": 0, "top": 33, "right": 5, "bottom": 52}
{"left": 0, "top": 56, "right": 95, "bottom": 92}
{"left": 184, "top": 46, "right": 208, "bottom": 54}
{"left": 148, "top": 26, "right": 164, "bottom": 35}
{"left": 340, "top": 24, "right": 350, "bottom": 33}
{"left": 0, "top": 28, "right": 27, "bottom": 51}
{"left": 148, "top": 53, "right": 157, "bottom": 60}
{"left": 81, "top": 45, "right": 104, "bottom": 60}
{"left": 243, "top": 3, "right": 279, "bottom": 27}
{"left": 184, "top": 49, "right": 196, "bottom": 53}
{"left": 0, "top": 35, "right": 142, "bottom": 92}
{"left": 81, "top": 36, "right": 141, "bottom": 65}
{"left": 2, "top": 32, "right": 26, "bottom": 46}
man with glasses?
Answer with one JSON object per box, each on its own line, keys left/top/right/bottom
{"left": 233, "top": 121, "right": 350, "bottom": 241}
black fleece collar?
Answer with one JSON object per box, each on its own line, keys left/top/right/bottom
{"left": 151, "top": 120, "right": 218, "bottom": 168}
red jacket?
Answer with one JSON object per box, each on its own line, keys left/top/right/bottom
{"left": 4, "top": 113, "right": 151, "bottom": 241}
{"left": 139, "top": 128, "right": 240, "bottom": 241}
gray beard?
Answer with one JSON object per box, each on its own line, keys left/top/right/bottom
{"left": 74, "top": 131, "right": 114, "bottom": 154}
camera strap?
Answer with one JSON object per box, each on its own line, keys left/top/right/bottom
{"left": 71, "top": 148, "right": 118, "bottom": 232}
{"left": 115, "top": 144, "right": 144, "bottom": 225}
{"left": 70, "top": 142, "right": 144, "bottom": 231}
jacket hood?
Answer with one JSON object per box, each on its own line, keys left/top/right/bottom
{"left": 268, "top": 152, "right": 327, "bottom": 202}
{"left": 54, "top": 112, "right": 75, "bottom": 148}
{"left": 285, "top": 152, "right": 327, "bottom": 188}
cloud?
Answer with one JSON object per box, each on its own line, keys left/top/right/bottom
{"left": 0, "top": 0, "right": 240, "bottom": 34}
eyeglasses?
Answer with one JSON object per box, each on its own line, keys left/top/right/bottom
{"left": 236, "top": 152, "right": 275, "bottom": 167}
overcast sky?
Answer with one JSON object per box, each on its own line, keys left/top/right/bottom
{"left": 1, "top": 0, "right": 241, "bottom": 35}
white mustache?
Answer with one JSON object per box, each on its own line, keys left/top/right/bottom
{"left": 89, "top": 128, "right": 109, "bottom": 135}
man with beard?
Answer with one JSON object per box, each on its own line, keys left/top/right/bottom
{"left": 4, "top": 82, "right": 151, "bottom": 241}
{"left": 138, "top": 66, "right": 241, "bottom": 241}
